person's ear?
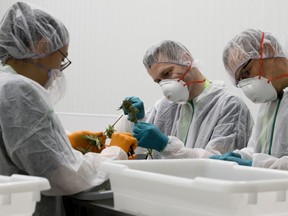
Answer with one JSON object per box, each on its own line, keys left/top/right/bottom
{"left": 34, "top": 38, "right": 49, "bottom": 55}
{"left": 263, "top": 40, "right": 276, "bottom": 57}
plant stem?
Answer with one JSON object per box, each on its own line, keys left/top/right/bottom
{"left": 111, "top": 114, "right": 123, "bottom": 127}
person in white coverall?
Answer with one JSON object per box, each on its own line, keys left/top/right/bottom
{"left": 116, "top": 40, "right": 254, "bottom": 159}
{"left": 211, "top": 29, "right": 288, "bottom": 170}
{"left": 0, "top": 2, "right": 137, "bottom": 216}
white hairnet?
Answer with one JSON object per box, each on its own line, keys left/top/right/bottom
{"left": 223, "top": 29, "right": 286, "bottom": 85}
{"left": 143, "top": 40, "right": 194, "bottom": 69}
{"left": 0, "top": 1, "right": 69, "bottom": 62}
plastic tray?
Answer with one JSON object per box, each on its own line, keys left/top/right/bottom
{"left": 0, "top": 174, "right": 50, "bottom": 216}
{"left": 100, "top": 159, "right": 288, "bottom": 216}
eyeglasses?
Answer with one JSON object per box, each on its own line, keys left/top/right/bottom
{"left": 235, "top": 59, "right": 252, "bottom": 86}
{"left": 58, "top": 50, "right": 72, "bottom": 71}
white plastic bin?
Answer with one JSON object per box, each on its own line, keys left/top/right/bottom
{"left": 0, "top": 174, "right": 50, "bottom": 216}
{"left": 100, "top": 159, "right": 288, "bottom": 216}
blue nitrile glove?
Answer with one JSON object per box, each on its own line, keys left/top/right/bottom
{"left": 123, "top": 96, "right": 145, "bottom": 120}
{"left": 226, "top": 157, "right": 252, "bottom": 166}
{"left": 133, "top": 122, "right": 168, "bottom": 152}
{"left": 210, "top": 152, "right": 241, "bottom": 160}
{"left": 210, "top": 152, "right": 252, "bottom": 166}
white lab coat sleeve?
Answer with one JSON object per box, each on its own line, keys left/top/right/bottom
{"left": 0, "top": 78, "right": 128, "bottom": 197}
{"left": 46, "top": 146, "right": 127, "bottom": 196}
{"left": 252, "top": 154, "right": 288, "bottom": 170}
{"left": 160, "top": 136, "right": 214, "bottom": 159}
{"left": 232, "top": 148, "right": 288, "bottom": 170}
{"left": 233, "top": 147, "right": 254, "bottom": 160}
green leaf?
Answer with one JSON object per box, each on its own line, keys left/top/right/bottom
{"left": 146, "top": 149, "right": 153, "bottom": 159}
{"left": 81, "top": 134, "right": 102, "bottom": 150}
{"left": 105, "top": 125, "right": 116, "bottom": 139}
{"left": 119, "top": 98, "right": 139, "bottom": 123}
{"left": 76, "top": 146, "right": 92, "bottom": 154}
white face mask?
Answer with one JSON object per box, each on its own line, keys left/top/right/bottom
{"left": 44, "top": 69, "right": 67, "bottom": 105}
{"left": 159, "top": 79, "right": 189, "bottom": 104}
{"left": 238, "top": 76, "right": 277, "bottom": 103}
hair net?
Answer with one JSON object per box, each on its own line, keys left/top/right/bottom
{"left": 223, "top": 29, "right": 286, "bottom": 84}
{"left": 143, "top": 40, "right": 194, "bottom": 69}
{"left": 0, "top": 1, "right": 69, "bottom": 62}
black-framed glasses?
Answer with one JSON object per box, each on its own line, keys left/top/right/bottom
{"left": 235, "top": 59, "right": 252, "bottom": 86}
{"left": 58, "top": 50, "right": 72, "bottom": 71}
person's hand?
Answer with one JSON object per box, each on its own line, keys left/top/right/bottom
{"left": 210, "top": 152, "right": 240, "bottom": 160}
{"left": 133, "top": 122, "right": 168, "bottom": 152}
{"left": 68, "top": 131, "right": 107, "bottom": 154}
{"left": 123, "top": 96, "right": 145, "bottom": 120}
{"left": 109, "top": 132, "right": 138, "bottom": 154}
{"left": 210, "top": 152, "right": 252, "bottom": 166}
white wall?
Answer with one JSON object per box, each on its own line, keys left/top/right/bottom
{"left": 1, "top": 0, "right": 288, "bottom": 120}
{"left": 56, "top": 112, "right": 118, "bottom": 132}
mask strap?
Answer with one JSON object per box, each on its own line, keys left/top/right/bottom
{"left": 184, "top": 79, "right": 206, "bottom": 86}
{"left": 177, "top": 64, "right": 192, "bottom": 82}
{"left": 258, "top": 32, "right": 265, "bottom": 78}
{"left": 22, "top": 59, "right": 49, "bottom": 71}
{"left": 259, "top": 32, "right": 288, "bottom": 83}
{"left": 177, "top": 64, "right": 206, "bottom": 86}
{"left": 268, "top": 74, "right": 288, "bottom": 82}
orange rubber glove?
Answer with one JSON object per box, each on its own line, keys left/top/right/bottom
{"left": 68, "top": 130, "right": 107, "bottom": 154}
{"left": 109, "top": 132, "right": 138, "bottom": 154}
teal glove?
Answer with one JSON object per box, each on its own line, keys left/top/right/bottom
{"left": 124, "top": 96, "right": 145, "bottom": 120}
{"left": 133, "top": 122, "right": 168, "bottom": 152}
{"left": 210, "top": 152, "right": 252, "bottom": 166}
{"left": 210, "top": 152, "right": 241, "bottom": 160}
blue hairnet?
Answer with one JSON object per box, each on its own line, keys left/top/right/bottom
{"left": 223, "top": 29, "right": 286, "bottom": 85}
{"left": 143, "top": 40, "right": 194, "bottom": 69}
{"left": 0, "top": 1, "right": 69, "bottom": 62}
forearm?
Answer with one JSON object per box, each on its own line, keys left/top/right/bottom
{"left": 233, "top": 147, "right": 254, "bottom": 160}
{"left": 252, "top": 154, "right": 288, "bottom": 170}
{"left": 160, "top": 136, "right": 213, "bottom": 159}
{"left": 43, "top": 146, "right": 127, "bottom": 196}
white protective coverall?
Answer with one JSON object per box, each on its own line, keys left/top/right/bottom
{"left": 235, "top": 89, "right": 288, "bottom": 170}
{"left": 222, "top": 29, "right": 288, "bottom": 170}
{"left": 0, "top": 64, "right": 127, "bottom": 216}
{"left": 116, "top": 81, "right": 254, "bottom": 159}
